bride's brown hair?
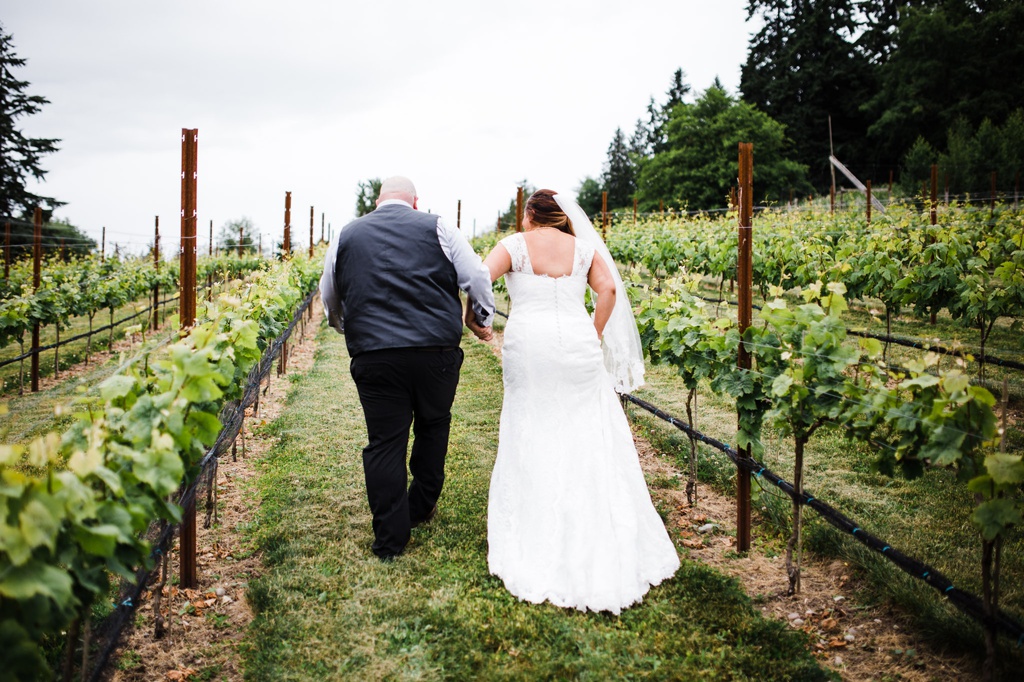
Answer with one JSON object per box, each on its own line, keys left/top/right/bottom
{"left": 525, "top": 189, "right": 575, "bottom": 236}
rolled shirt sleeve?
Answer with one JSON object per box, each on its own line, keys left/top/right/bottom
{"left": 319, "top": 228, "right": 345, "bottom": 333}
{"left": 435, "top": 217, "right": 495, "bottom": 327}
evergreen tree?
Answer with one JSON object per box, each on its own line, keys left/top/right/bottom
{"left": 354, "top": 177, "right": 382, "bottom": 216}
{"left": 664, "top": 68, "right": 691, "bottom": 111}
{"left": 602, "top": 128, "right": 635, "bottom": 209}
{"left": 636, "top": 84, "right": 811, "bottom": 211}
{"left": 575, "top": 176, "right": 604, "bottom": 218}
{"left": 216, "top": 217, "right": 257, "bottom": 254}
{"left": 740, "top": 0, "right": 876, "bottom": 189}
{"left": 0, "top": 25, "right": 62, "bottom": 222}
{"left": 866, "top": 0, "right": 1024, "bottom": 169}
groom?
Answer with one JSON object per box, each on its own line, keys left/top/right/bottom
{"left": 320, "top": 176, "right": 495, "bottom": 560}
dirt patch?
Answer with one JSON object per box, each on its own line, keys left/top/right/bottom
{"left": 635, "top": 438, "right": 980, "bottom": 681}
{"left": 110, "top": 306, "right": 323, "bottom": 682}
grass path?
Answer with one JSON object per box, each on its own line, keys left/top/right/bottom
{"left": 241, "top": 327, "right": 830, "bottom": 680}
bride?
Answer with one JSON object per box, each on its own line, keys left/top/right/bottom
{"left": 468, "top": 189, "right": 679, "bottom": 614}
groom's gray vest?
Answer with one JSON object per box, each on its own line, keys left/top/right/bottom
{"left": 333, "top": 203, "right": 462, "bottom": 357}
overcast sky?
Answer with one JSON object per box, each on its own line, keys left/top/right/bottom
{"left": 5, "top": 0, "right": 755, "bottom": 254}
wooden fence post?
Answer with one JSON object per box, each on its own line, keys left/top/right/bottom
{"left": 930, "top": 164, "right": 938, "bottom": 226}
{"left": 101, "top": 226, "right": 105, "bottom": 263}
{"left": 309, "top": 206, "right": 314, "bottom": 258}
{"left": 321, "top": 212, "right": 325, "bottom": 244}
{"left": 633, "top": 197, "right": 638, "bottom": 224}
{"left": 153, "top": 216, "right": 160, "bottom": 330}
{"left": 179, "top": 127, "right": 199, "bottom": 590}
{"left": 991, "top": 172, "right": 997, "bottom": 217}
{"left": 866, "top": 180, "right": 872, "bottom": 225}
{"left": 516, "top": 187, "right": 524, "bottom": 233}
{"left": 601, "top": 191, "right": 608, "bottom": 239}
{"left": 30, "top": 207, "right": 42, "bottom": 393}
{"left": 283, "top": 192, "right": 292, "bottom": 257}
{"left": 457, "top": 199, "right": 462, "bottom": 230}
{"left": 736, "top": 142, "right": 754, "bottom": 553}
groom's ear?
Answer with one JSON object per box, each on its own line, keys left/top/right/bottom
{"left": 412, "top": 197, "right": 419, "bottom": 210}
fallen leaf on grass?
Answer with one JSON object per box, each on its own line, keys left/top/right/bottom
{"left": 682, "top": 539, "right": 704, "bottom": 549}
{"left": 166, "top": 668, "right": 197, "bottom": 680}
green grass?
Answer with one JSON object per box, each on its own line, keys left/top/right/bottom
{"left": 628, "top": 361, "right": 1024, "bottom": 674}
{"left": 241, "top": 325, "right": 831, "bottom": 680}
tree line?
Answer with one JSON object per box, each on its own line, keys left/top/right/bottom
{"left": 579, "top": 0, "right": 1024, "bottom": 215}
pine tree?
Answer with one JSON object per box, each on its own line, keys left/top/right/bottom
{"left": 740, "top": 0, "right": 876, "bottom": 189}
{"left": 0, "top": 25, "right": 62, "bottom": 221}
{"left": 602, "top": 128, "right": 635, "bottom": 209}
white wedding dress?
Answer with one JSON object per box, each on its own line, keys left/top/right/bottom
{"left": 487, "top": 232, "right": 680, "bottom": 614}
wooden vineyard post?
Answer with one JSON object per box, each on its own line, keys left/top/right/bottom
{"left": 206, "top": 220, "right": 213, "bottom": 301}
{"left": 309, "top": 205, "right": 314, "bottom": 258}
{"left": 930, "top": 164, "right": 938, "bottom": 226}
{"left": 153, "top": 216, "right": 160, "bottom": 331}
{"left": 866, "top": 180, "right": 872, "bottom": 225}
{"left": 457, "top": 200, "right": 462, "bottom": 230}
{"left": 239, "top": 224, "right": 244, "bottom": 258}
{"left": 633, "top": 197, "right": 638, "bottom": 224}
{"left": 736, "top": 142, "right": 754, "bottom": 553}
{"left": 101, "top": 226, "right": 105, "bottom": 263}
{"left": 283, "top": 191, "right": 292, "bottom": 257}
{"left": 516, "top": 186, "right": 524, "bottom": 233}
{"left": 179, "top": 127, "right": 199, "bottom": 589}
{"left": 30, "top": 207, "right": 42, "bottom": 393}
{"left": 601, "top": 191, "right": 608, "bottom": 240}
{"left": 991, "top": 172, "right": 997, "bottom": 217}
{"left": 321, "top": 212, "right": 325, "bottom": 244}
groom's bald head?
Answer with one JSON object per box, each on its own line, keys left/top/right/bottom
{"left": 377, "top": 176, "right": 418, "bottom": 207}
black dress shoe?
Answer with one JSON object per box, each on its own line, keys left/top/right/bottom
{"left": 412, "top": 505, "right": 437, "bottom": 528}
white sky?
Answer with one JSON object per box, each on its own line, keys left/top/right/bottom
{"left": 5, "top": 0, "right": 754, "bottom": 253}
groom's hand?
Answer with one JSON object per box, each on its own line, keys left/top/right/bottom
{"left": 468, "top": 319, "right": 493, "bottom": 342}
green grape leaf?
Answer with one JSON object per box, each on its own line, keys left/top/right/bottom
{"left": 0, "top": 560, "right": 74, "bottom": 603}
{"left": 19, "top": 499, "right": 59, "bottom": 552}
{"left": 99, "top": 375, "right": 137, "bottom": 402}
{"left": 984, "top": 453, "right": 1024, "bottom": 486}
{"left": 71, "top": 523, "right": 126, "bottom": 558}
{"left": 971, "top": 498, "right": 1022, "bottom": 541}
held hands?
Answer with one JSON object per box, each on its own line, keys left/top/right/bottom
{"left": 465, "top": 298, "right": 494, "bottom": 342}
{"left": 468, "top": 319, "right": 494, "bottom": 342}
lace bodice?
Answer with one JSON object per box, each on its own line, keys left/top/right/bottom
{"left": 501, "top": 232, "right": 595, "bottom": 278}
{"left": 500, "top": 233, "right": 595, "bottom": 317}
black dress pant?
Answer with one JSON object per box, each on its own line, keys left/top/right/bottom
{"left": 349, "top": 346, "right": 464, "bottom": 558}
